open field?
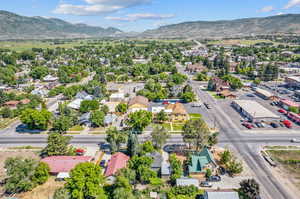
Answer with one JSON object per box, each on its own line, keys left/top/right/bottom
{"left": 207, "top": 39, "right": 281, "bottom": 46}
{"left": 267, "top": 150, "right": 300, "bottom": 191}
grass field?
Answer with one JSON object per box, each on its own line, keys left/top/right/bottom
{"left": 68, "top": 125, "right": 84, "bottom": 131}
{"left": 207, "top": 39, "right": 280, "bottom": 46}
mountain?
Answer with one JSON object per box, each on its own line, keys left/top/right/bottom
{"left": 142, "top": 14, "right": 300, "bottom": 39}
{"left": 0, "top": 10, "right": 122, "bottom": 40}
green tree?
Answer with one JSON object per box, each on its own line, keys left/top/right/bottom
{"left": 239, "top": 179, "right": 260, "bottom": 199}
{"left": 180, "top": 91, "right": 196, "bottom": 103}
{"left": 182, "top": 119, "right": 210, "bottom": 150}
{"left": 196, "top": 72, "right": 208, "bottom": 81}
{"left": 29, "top": 66, "right": 49, "bottom": 80}
{"left": 79, "top": 100, "right": 99, "bottom": 113}
{"left": 20, "top": 108, "right": 52, "bottom": 130}
{"left": 205, "top": 168, "right": 212, "bottom": 178}
{"left": 139, "top": 141, "right": 155, "bottom": 155}
{"left": 112, "top": 176, "right": 135, "bottom": 199}
{"left": 151, "top": 125, "right": 170, "bottom": 149}
{"left": 127, "top": 133, "right": 139, "bottom": 157}
{"left": 126, "top": 110, "right": 152, "bottom": 132}
{"left": 155, "top": 110, "right": 168, "bottom": 123}
{"left": 42, "top": 133, "right": 73, "bottom": 156}
{"left": 115, "top": 103, "right": 128, "bottom": 114}
{"left": 1, "top": 106, "right": 13, "bottom": 118}
{"left": 227, "top": 158, "right": 243, "bottom": 175}
{"left": 90, "top": 110, "right": 105, "bottom": 127}
{"left": 106, "top": 127, "right": 128, "bottom": 153}
{"left": 220, "top": 149, "right": 232, "bottom": 165}
{"left": 169, "top": 154, "right": 183, "bottom": 184}
{"left": 32, "top": 162, "right": 50, "bottom": 185}
{"left": 53, "top": 115, "right": 73, "bottom": 133}
{"left": 66, "top": 163, "right": 107, "bottom": 199}
{"left": 137, "top": 165, "right": 157, "bottom": 184}
{"left": 208, "top": 132, "right": 219, "bottom": 147}
{"left": 54, "top": 188, "right": 71, "bottom": 199}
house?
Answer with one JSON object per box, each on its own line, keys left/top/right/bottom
{"left": 75, "top": 91, "right": 94, "bottom": 100}
{"left": 110, "top": 92, "right": 125, "bottom": 102}
{"left": 104, "top": 114, "right": 118, "bottom": 126}
{"left": 31, "top": 88, "right": 49, "bottom": 97}
{"left": 185, "top": 63, "right": 206, "bottom": 74}
{"left": 176, "top": 177, "right": 199, "bottom": 188}
{"left": 43, "top": 75, "right": 58, "bottom": 82}
{"left": 218, "top": 90, "right": 236, "bottom": 99}
{"left": 146, "top": 152, "right": 163, "bottom": 172}
{"left": 79, "top": 112, "right": 92, "bottom": 127}
{"left": 20, "top": 99, "right": 31, "bottom": 105}
{"left": 41, "top": 156, "right": 93, "bottom": 175}
{"left": 105, "top": 152, "right": 130, "bottom": 177}
{"left": 188, "top": 148, "right": 217, "bottom": 175}
{"left": 208, "top": 77, "right": 230, "bottom": 92}
{"left": 68, "top": 99, "right": 83, "bottom": 110}
{"left": 128, "top": 96, "right": 150, "bottom": 113}
{"left": 203, "top": 191, "right": 240, "bottom": 199}
{"left": 4, "top": 101, "right": 20, "bottom": 109}
{"left": 150, "top": 104, "right": 172, "bottom": 114}
{"left": 165, "top": 102, "right": 189, "bottom": 121}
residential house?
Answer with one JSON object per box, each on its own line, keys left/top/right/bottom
{"left": 79, "top": 112, "right": 92, "bottom": 127}
{"left": 176, "top": 177, "right": 199, "bottom": 188}
{"left": 68, "top": 99, "right": 83, "bottom": 110}
{"left": 128, "top": 96, "right": 150, "bottom": 113}
{"left": 75, "top": 91, "right": 94, "bottom": 100}
{"left": 150, "top": 104, "right": 172, "bottom": 114}
{"left": 4, "top": 101, "right": 20, "bottom": 109}
{"left": 110, "top": 92, "right": 125, "bottom": 102}
{"left": 185, "top": 63, "right": 206, "bottom": 74}
{"left": 41, "top": 156, "right": 93, "bottom": 175}
{"left": 105, "top": 152, "right": 130, "bottom": 177}
{"left": 218, "top": 90, "right": 236, "bottom": 99}
{"left": 208, "top": 77, "right": 230, "bottom": 92}
{"left": 165, "top": 102, "right": 189, "bottom": 121}
{"left": 43, "top": 75, "right": 58, "bottom": 82}
{"left": 188, "top": 148, "right": 217, "bottom": 175}
{"left": 31, "top": 88, "right": 49, "bottom": 97}
{"left": 203, "top": 191, "right": 240, "bottom": 199}
{"left": 146, "top": 152, "right": 163, "bottom": 172}
{"left": 104, "top": 114, "right": 118, "bottom": 126}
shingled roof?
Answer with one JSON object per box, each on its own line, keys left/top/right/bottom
{"left": 105, "top": 152, "right": 130, "bottom": 177}
{"left": 128, "top": 96, "right": 149, "bottom": 107}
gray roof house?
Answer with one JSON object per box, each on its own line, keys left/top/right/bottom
{"left": 79, "top": 112, "right": 91, "bottom": 127}
{"left": 75, "top": 91, "right": 94, "bottom": 100}
{"left": 104, "top": 114, "right": 118, "bottom": 126}
{"left": 146, "top": 152, "right": 163, "bottom": 171}
{"left": 203, "top": 191, "right": 240, "bottom": 199}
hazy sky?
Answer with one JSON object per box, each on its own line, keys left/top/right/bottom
{"left": 2, "top": 0, "right": 300, "bottom": 32}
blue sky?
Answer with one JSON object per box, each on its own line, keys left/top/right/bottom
{"left": 2, "top": 0, "right": 300, "bottom": 32}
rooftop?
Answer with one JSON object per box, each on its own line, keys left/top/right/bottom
{"left": 105, "top": 152, "right": 130, "bottom": 177}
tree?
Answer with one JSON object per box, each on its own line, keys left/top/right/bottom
{"left": 90, "top": 110, "right": 105, "bottom": 127}
{"left": 227, "top": 158, "right": 243, "bottom": 175}
{"left": 208, "top": 132, "right": 219, "bottom": 147}
{"left": 115, "top": 103, "right": 128, "bottom": 114}
{"left": 137, "top": 165, "right": 157, "bottom": 184}
{"left": 126, "top": 110, "right": 152, "bottom": 133}
{"left": 20, "top": 108, "right": 52, "bottom": 130}
{"left": 79, "top": 100, "right": 99, "bottom": 113}
{"left": 240, "top": 179, "right": 260, "bottom": 199}
{"left": 66, "top": 163, "right": 107, "bottom": 199}
{"left": 151, "top": 125, "right": 170, "bottom": 149}
{"left": 139, "top": 141, "right": 155, "bottom": 155}
{"left": 1, "top": 106, "right": 13, "bottom": 118}
{"left": 32, "top": 162, "right": 50, "bottom": 185}
{"left": 180, "top": 91, "right": 196, "bottom": 103}
{"left": 116, "top": 168, "right": 136, "bottom": 184}
{"left": 29, "top": 66, "right": 49, "bottom": 80}
{"left": 106, "top": 127, "right": 127, "bottom": 153}
{"left": 169, "top": 154, "right": 183, "bottom": 184}
{"left": 182, "top": 119, "right": 210, "bottom": 150}
{"left": 42, "top": 132, "right": 73, "bottom": 157}
{"left": 205, "top": 168, "right": 212, "bottom": 178}
{"left": 155, "top": 110, "right": 168, "bottom": 123}
{"left": 54, "top": 188, "right": 71, "bottom": 199}
{"left": 112, "top": 176, "right": 135, "bottom": 199}
{"left": 127, "top": 133, "right": 139, "bottom": 157}
{"left": 220, "top": 149, "right": 232, "bottom": 165}
{"left": 100, "top": 104, "right": 109, "bottom": 114}
{"left": 53, "top": 115, "right": 73, "bottom": 133}
{"left": 196, "top": 72, "right": 208, "bottom": 81}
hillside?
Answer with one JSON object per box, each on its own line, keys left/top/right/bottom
{"left": 0, "top": 10, "right": 122, "bottom": 40}
{"left": 142, "top": 14, "right": 300, "bottom": 39}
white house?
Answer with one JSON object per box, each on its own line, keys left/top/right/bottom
{"left": 67, "top": 99, "right": 83, "bottom": 110}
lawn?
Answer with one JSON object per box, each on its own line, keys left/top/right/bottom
{"left": 207, "top": 91, "right": 224, "bottom": 99}
{"left": 189, "top": 113, "right": 202, "bottom": 118}
{"left": 207, "top": 39, "right": 280, "bottom": 46}
{"left": 68, "top": 125, "right": 84, "bottom": 131}
{"left": 172, "top": 123, "right": 184, "bottom": 131}
{"left": 161, "top": 123, "right": 172, "bottom": 131}
{"left": 267, "top": 150, "right": 300, "bottom": 190}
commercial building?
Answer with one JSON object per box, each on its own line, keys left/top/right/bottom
{"left": 232, "top": 100, "right": 280, "bottom": 122}
{"left": 255, "top": 88, "right": 277, "bottom": 100}
{"left": 285, "top": 76, "right": 300, "bottom": 88}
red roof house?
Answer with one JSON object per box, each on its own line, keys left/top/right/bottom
{"left": 41, "top": 156, "right": 93, "bottom": 174}
{"left": 105, "top": 152, "right": 130, "bottom": 177}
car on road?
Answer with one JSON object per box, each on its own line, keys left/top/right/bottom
{"left": 208, "top": 175, "right": 221, "bottom": 182}
{"left": 192, "top": 103, "right": 201, "bottom": 107}
{"left": 200, "top": 181, "right": 213, "bottom": 188}
{"left": 291, "top": 138, "right": 300, "bottom": 143}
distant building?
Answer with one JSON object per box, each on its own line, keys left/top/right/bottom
{"left": 185, "top": 63, "right": 206, "bottom": 74}
{"left": 165, "top": 102, "right": 189, "bottom": 122}
{"left": 128, "top": 96, "right": 150, "bottom": 113}
{"left": 208, "top": 77, "right": 230, "bottom": 92}
{"left": 285, "top": 76, "right": 300, "bottom": 88}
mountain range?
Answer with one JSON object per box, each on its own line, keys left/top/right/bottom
{"left": 0, "top": 10, "right": 122, "bottom": 40}
{"left": 1, "top": 10, "right": 300, "bottom": 40}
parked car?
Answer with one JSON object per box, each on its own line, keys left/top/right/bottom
{"left": 100, "top": 160, "right": 106, "bottom": 167}
{"left": 282, "top": 120, "right": 292, "bottom": 128}
{"left": 247, "top": 94, "right": 255, "bottom": 97}
{"left": 242, "top": 122, "right": 254, "bottom": 129}
{"left": 218, "top": 167, "right": 226, "bottom": 175}
{"left": 200, "top": 181, "right": 213, "bottom": 188}
{"left": 278, "top": 109, "right": 287, "bottom": 114}
{"left": 208, "top": 175, "right": 221, "bottom": 182}
{"left": 255, "top": 122, "right": 263, "bottom": 128}
{"left": 270, "top": 122, "right": 279, "bottom": 128}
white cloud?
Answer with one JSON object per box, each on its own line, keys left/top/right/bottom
{"left": 106, "top": 13, "right": 175, "bottom": 21}
{"left": 276, "top": 12, "right": 285, "bottom": 15}
{"left": 53, "top": 0, "right": 151, "bottom": 16}
{"left": 284, "top": 0, "right": 300, "bottom": 9}
{"left": 258, "top": 6, "right": 274, "bottom": 13}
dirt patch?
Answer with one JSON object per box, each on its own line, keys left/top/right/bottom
{"left": 17, "top": 177, "right": 65, "bottom": 199}
{"left": 267, "top": 150, "right": 300, "bottom": 195}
